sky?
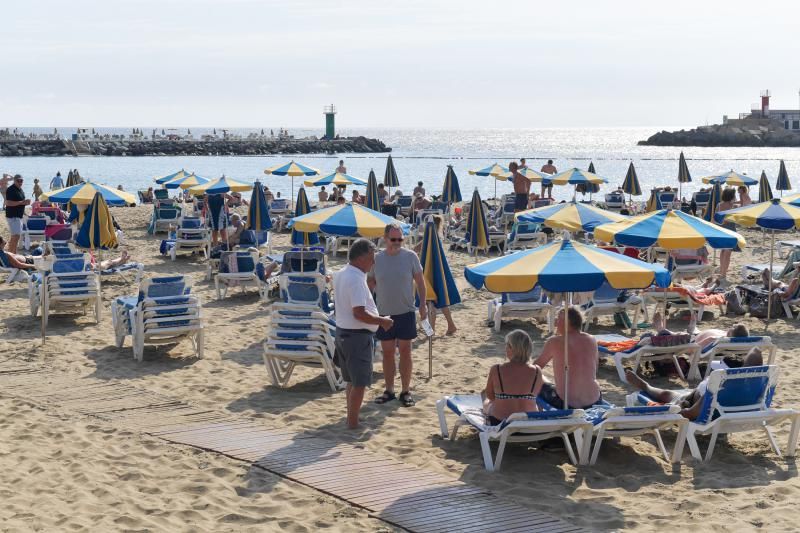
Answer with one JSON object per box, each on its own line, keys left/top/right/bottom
{"left": 3, "top": 0, "right": 800, "bottom": 129}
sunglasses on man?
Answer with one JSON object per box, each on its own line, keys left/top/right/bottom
{"left": 389, "top": 237, "right": 404, "bottom": 242}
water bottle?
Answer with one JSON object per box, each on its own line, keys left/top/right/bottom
{"left": 420, "top": 318, "right": 434, "bottom": 337}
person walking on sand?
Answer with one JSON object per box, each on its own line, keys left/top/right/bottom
{"left": 540, "top": 159, "right": 557, "bottom": 198}
{"left": 370, "top": 223, "right": 428, "bottom": 407}
{"left": 336, "top": 160, "right": 347, "bottom": 174}
{"left": 32, "top": 179, "right": 43, "bottom": 201}
{"left": 716, "top": 188, "right": 737, "bottom": 282}
{"left": 333, "top": 239, "right": 394, "bottom": 429}
{"left": 510, "top": 161, "right": 530, "bottom": 212}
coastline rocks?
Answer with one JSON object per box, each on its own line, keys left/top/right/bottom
{"left": 0, "top": 136, "right": 391, "bottom": 157}
{"left": 639, "top": 118, "right": 800, "bottom": 147}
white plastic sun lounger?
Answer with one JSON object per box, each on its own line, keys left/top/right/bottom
{"left": 436, "top": 394, "right": 592, "bottom": 470}
{"left": 629, "top": 366, "right": 800, "bottom": 462}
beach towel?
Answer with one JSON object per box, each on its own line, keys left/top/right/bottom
{"left": 597, "top": 339, "right": 640, "bottom": 353}
{"left": 651, "top": 286, "right": 726, "bottom": 307}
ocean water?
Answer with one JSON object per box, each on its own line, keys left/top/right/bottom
{"left": 3, "top": 127, "right": 800, "bottom": 202}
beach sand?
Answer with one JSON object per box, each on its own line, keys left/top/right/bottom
{"left": 2, "top": 204, "right": 799, "bottom": 531}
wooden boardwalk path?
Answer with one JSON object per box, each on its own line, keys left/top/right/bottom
{"left": 0, "top": 363, "right": 583, "bottom": 533}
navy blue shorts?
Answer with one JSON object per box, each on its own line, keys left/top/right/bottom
{"left": 514, "top": 193, "right": 528, "bottom": 211}
{"left": 375, "top": 311, "right": 417, "bottom": 341}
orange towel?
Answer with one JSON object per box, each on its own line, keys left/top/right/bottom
{"left": 597, "top": 339, "right": 640, "bottom": 352}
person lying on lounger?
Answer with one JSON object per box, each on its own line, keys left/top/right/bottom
{"left": 482, "top": 329, "right": 543, "bottom": 425}
{"left": 626, "top": 347, "right": 763, "bottom": 421}
{"left": 0, "top": 235, "right": 36, "bottom": 270}
{"left": 761, "top": 266, "right": 800, "bottom": 301}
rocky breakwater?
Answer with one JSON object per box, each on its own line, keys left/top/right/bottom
{"left": 0, "top": 136, "right": 391, "bottom": 156}
{"left": 639, "top": 118, "right": 800, "bottom": 147}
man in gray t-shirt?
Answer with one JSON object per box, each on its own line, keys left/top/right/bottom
{"left": 369, "top": 223, "right": 427, "bottom": 407}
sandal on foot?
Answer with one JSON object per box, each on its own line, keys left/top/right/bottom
{"left": 399, "top": 391, "right": 416, "bottom": 407}
{"left": 374, "top": 391, "right": 396, "bottom": 404}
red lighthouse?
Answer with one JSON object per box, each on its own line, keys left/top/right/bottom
{"left": 761, "top": 90, "right": 771, "bottom": 118}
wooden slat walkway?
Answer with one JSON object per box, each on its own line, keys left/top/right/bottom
{"left": 0, "top": 364, "right": 583, "bottom": 532}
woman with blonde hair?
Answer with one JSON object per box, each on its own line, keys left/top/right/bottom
{"left": 483, "top": 329, "right": 543, "bottom": 425}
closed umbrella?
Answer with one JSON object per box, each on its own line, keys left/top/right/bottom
{"left": 516, "top": 201, "right": 627, "bottom": 233}
{"left": 441, "top": 165, "right": 462, "bottom": 205}
{"left": 264, "top": 161, "right": 320, "bottom": 208}
{"left": 290, "top": 187, "right": 320, "bottom": 246}
{"left": 418, "top": 219, "right": 462, "bottom": 378}
{"left": 622, "top": 162, "right": 642, "bottom": 201}
{"left": 702, "top": 183, "right": 723, "bottom": 223}
{"left": 66, "top": 170, "right": 82, "bottom": 187}
{"left": 588, "top": 162, "right": 596, "bottom": 174}
{"left": 42, "top": 181, "right": 137, "bottom": 206}
{"left": 384, "top": 155, "right": 400, "bottom": 192}
{"left": 758, "top": 171, "right": 774, "bottom": 203}
{"left": 290, "top": 203, "right": 408, "bottom": 238}
{"left": 364, "top": 170, "right": 381, "bottom": 211}
{"left": 678, "top": 152, "right": 692, "bottom": 201}
{"left": 246, "top": 181, "right": 272, "bottom": 231}
{"left": 717, "top": 199, "right": 800, "bottom": 323}
{"left": 465, "top": 239, "right": 670, "bottom": 407}
{"left": 466, "top": 189, "right": 490, "bottom": 255}
{"left": 776, "top": 160, "right": 792, "bottom": 196}
{"left": 76, "top": 192, "right": 118, "bottom": 250}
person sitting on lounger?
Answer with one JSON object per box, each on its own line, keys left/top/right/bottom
{"left": 92, "top": 249, "right": 132, "bottom": 271}
{"left": 483, "top": 329, "right": 543, "bottom": 425}
{"left": 0, "top": 235, "right": 36, "bottom": 270}
{"left": 626, "top": 347, "right": 763, "bottom": 421}
{"left": 535, "top": 306, "right": 602, "bottom": 409}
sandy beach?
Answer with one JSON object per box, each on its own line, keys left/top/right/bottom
{"left": 2, "top": 203, "right": 800, "bottom": 532}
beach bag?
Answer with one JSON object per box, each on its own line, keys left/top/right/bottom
{"left": 725, "top": 289, "right": 745, "bottom": 315}
{"left": 748, "top": 293, "right": 784, "bottom": 318}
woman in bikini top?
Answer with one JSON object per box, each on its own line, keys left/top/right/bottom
{"left": 482, "top": 330, "right": 544, "bottom": 425}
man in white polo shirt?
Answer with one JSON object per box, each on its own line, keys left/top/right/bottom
{"left": 334, "top": 238, "right": 394, "bottom": 429}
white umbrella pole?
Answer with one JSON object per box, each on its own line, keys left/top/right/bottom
{"left": 767, "top": 230, "right": 775, "bottom": 329}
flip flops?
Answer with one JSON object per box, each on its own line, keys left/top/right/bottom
{"left": 374, "top": 390, "right": 396, "bottom": 404}
{"left": 399, "top": 391, "right": 416, "bottom": 407}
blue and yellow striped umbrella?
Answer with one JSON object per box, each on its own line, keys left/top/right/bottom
{"left": 163, "top": 173, "right": 210, "bottom": 190}
{"left": 188, "top": 175, "right": 252, "bottom": 196}
{"left": 264, "top": 161, "right": 320, "bottom": 177}
{"left": 365, "top": 170, "right": 381, "bottom": 211}
{"left": 247, "top": 181, "right": 272, "bottom": 231}
{"left": 701, "top": 171, "right": 758, "bottom": 187}
{"left": 384, "top": 155, "right": 400, "bottom": 188}
{"left": 465, "top": 239, "right": 670, "bottom": 293}
{"left": 759, "top": 171, "right": 774, "bottom": 203}
{"left": 466, "top": 189, "right": 489, "bottom": 252}
{"left": 548, "top": 168, "right": 607, "bottom": 187}
{"left": 776, "top": 160, "right": 792, "bottom": 196}
{"left": 290, "top": 188, "right": 319, "bottom": 246}
{"left": 716, "top": 198, "right": 800, "bottom": 231}
{"left": 154, "top": 169, "right": 189, "bottom": 185}
{"left": 441, "top": 165, "right": 462, "bottom": 205}
{"left": 76, "top": 192, "right": 118, "bottom": 250}
{"left": 594, "top": 208, "right": 745, "bottom": 250}
{"left": 419, "top": 219, "right": 461, "bottom": 308}
{"left": 516, "top": 201, "right": 627, "bottom": 233}
{"left": 622, "top": 162, "right": 642, "bottom": 197}
{"left": 470, "top": 163, "right": 510, "bottom": 200}
{"left": 42, "top": 181, "right": 137, "bottom": 206}
{"left": 702, "top": 183, "right": 723, "bottom": 222}
{"left": 289, "top": 203, "right": 407, "bottom": 238}
{"left": 304, "top": 172, "right": 367, "bottom": 187}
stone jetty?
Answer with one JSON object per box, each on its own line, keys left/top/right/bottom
{"left": 0, "top": 136, "right": 391, "bottom": 157}
{"left": 639, "top": 117, "right": 800, "bottom": 147}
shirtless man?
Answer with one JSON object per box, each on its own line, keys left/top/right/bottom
{"left": 510, "top": 161, "right": 530, "bottom": 212}
{"left": 534, "top": 306, "right": 602, "bottom": 409}
{"left": 626, "top": 347, "right": 763, "bottom": 420}
{"left": 0, "top": 235, "right": 36, "bottom": 270}
{"left": 540, "top": 159, "right": 557, "bottom": 198}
